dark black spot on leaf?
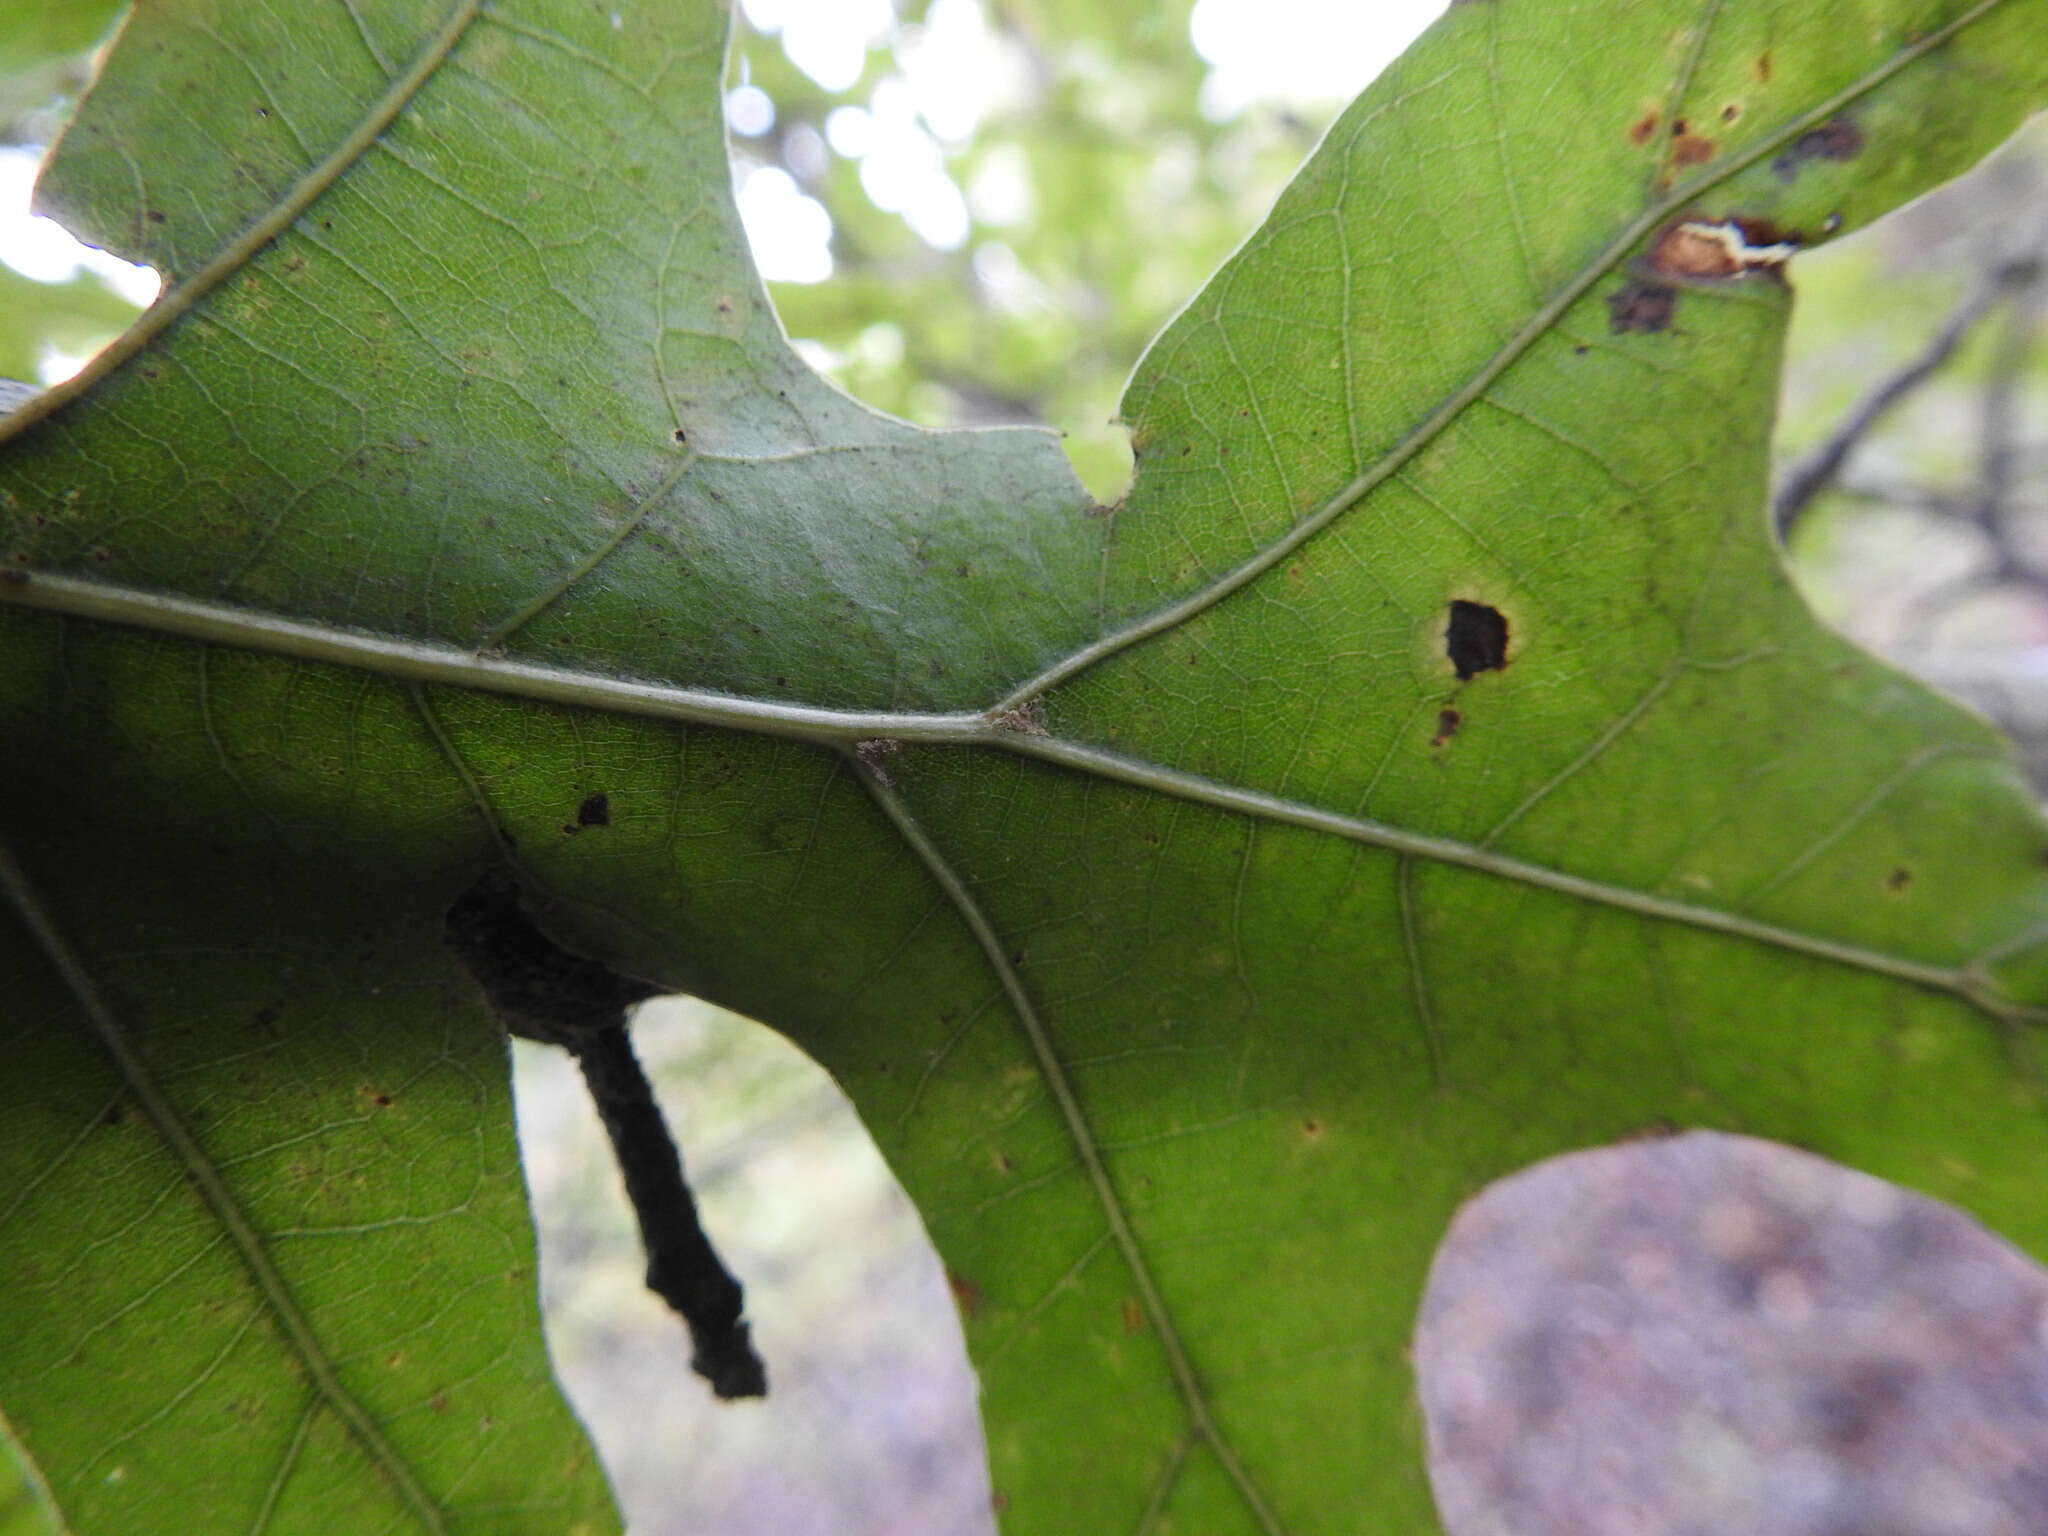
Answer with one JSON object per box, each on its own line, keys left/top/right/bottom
{"left": 1888, "top": 867, "right": 1912, "bottom": 891}
{"left": 673, "top": 428, "right": 687, "bottom": 443}
{"left": 1446, "top": 600, "right": 1510, "bottom": 679}
{"left": 1607, "top": 279, "right": 1677, "bottom": 334}
{"left": 1433, "top": 708, "right": 1462, "bottom": 747}
{"left": 1774, "top": 117, "right": 1864, "bottom": 180}
{"left": 576, "top": 792, "right": 611, "bottom": 828}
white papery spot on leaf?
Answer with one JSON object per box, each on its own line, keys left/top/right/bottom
{"left": 1415, "top": 1131, "right": 2048, "bottom": 1535}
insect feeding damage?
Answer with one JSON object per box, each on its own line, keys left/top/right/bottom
{"left": 1649, "top": 218, "right": 1801, "bottom": 281}
{"left": 445, "top": 872, "right": 767, "bottom": 1400}
{"left": 1610, "top": 216, "right": 1806, "bottom": 334}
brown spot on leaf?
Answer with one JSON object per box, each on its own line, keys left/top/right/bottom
{"left": 1433, "top": 708, "right": 1463, "bottom": 747}
{"left": 1755, "top": 51, "right": 1773, "bottom": 82}
{"left": 1608, "top": 278, "right": 1677, "bottom": 333}
{"left": 1671, "top": 132, "right": 1715, "bottom": 166}
{"left": 1627, "top": 110, "right": 1660, "bottom": 146}
{"left": 1445, "top": 600, "right": 1510, "bottom": 679}
{"left": 1774, "top": 117, "right": 1864, "bottom": 180}
{"left": 1121, "top": 1298, "right": 1146, "bottom": 1334}
{"left": 1720, "top": 103, "right": 1741, "bottom": 123}
{"left": 1302, "top": 1118, "right": 1325, "bottom": 1140}
{"left": 1887, "top": 867, "right": 1913, "bottom": 892}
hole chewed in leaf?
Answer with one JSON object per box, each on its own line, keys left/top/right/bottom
{"left": 1445, "top": 600, "right": 1510, "bottom": 680}
{"left": 1416, "top": 1131, "right": 2048, "bottom": 1535}
{"left": 445, "top": 872, "right": 766, "bottom": 1400}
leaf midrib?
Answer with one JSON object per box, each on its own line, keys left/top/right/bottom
{"left": 0, "top": 0, "right": 2021, "bottom": 1025}
{"left": 1, "top": 568, "right": 2027, "bottom": 1027}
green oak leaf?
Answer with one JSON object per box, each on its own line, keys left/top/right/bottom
{"left": 4, "top": 1, "right": 2048, "bottom": 1532}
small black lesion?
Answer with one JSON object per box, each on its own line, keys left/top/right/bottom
{"left": 1445, "top": 600, "right": 1510, "bottom": 680}
{"left": 444, "top": 872, "right": 766, "bottom": 1399}
{"left": 1774, "top": 116, "right": 1864, "bottom": 180}
{"left": 1607, "top": 278, "right": 1677, "bottom": 334}
{"left": 576, "top": 792, "right": 611, "bottom": 829}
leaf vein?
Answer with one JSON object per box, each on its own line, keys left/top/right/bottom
{"left": 0, "top": 841, "right": 450, "bottom": 1529}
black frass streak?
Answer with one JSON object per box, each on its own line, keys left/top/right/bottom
{"left": 444, "top": 871, "right": 767, "bottom": 1399}
{"left": 567, "top": 1025, "right": 766, "bottom": 1398}
{"left": 443, "top": 871, "right": 656, "bottom": 1039}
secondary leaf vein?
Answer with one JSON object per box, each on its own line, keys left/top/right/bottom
{"left": 0, "top": 838, "right": 449, "bottom": 1532}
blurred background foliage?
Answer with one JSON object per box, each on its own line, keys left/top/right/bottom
{"left": 0, "top": 1, "right": 2042, "bottom": 1532}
